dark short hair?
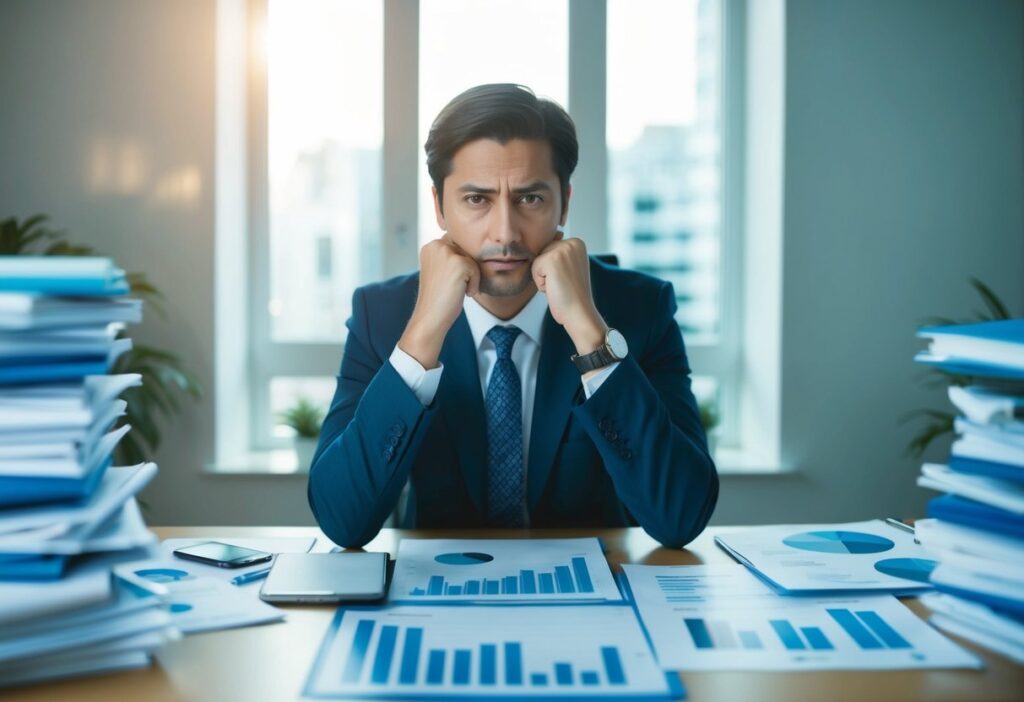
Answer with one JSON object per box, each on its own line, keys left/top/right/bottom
{"left": 425, "top": 84, "right": 578, "bottom": 215}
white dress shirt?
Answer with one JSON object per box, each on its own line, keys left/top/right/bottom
{"left": 389, "top": 292, "right": 619, "bottom": 472}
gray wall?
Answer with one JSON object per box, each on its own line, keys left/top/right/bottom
{"left": 0, "top": 0, "right": 1020, "bottom": 529}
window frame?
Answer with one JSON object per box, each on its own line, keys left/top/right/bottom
{"left": 243, "top": 0, "right": 746, "bottom": 453}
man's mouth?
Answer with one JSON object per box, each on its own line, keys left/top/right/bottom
{"left": 482, "top": 258, "right": 529, "bottom": 271}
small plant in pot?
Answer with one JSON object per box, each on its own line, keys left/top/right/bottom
{"left": 279, "top": 397, "right": 324, "bottom": 472}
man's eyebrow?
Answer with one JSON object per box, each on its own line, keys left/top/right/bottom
{"left": 456, "top": 181, "right": 554, "bottom": 194}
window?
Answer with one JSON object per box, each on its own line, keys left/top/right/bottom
{"left": 238, "top": 0, "right": 745, "bottom": 458}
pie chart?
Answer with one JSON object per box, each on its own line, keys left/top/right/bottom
{"left": 782, "top": 531, "right": 894, "bottom": 554}
{"left": 135, "top": 568, "right": 192, "bottom": 583}
{"left": 169, "top": 603, "right": 194, "bottom": 614}
{"left": 434, "top": 552, "right": 494, "bottom": 566}
{"left": 873, "top": 557, "right": 938, "bottom": 583}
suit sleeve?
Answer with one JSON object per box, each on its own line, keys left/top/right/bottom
{"left": 570, "top": 281, "right": 719, "bottom": 548}
{"left": 307, "top": 287, "right": 439, "bottom": 548}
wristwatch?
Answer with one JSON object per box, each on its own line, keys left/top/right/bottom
{"left": 571, "top": 328, "right": 628, "bottom": 374}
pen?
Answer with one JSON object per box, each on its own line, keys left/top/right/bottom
{"left": 232, "top": 566, "right": 272, "bottom": 586}
{"left": 884, "top": 517, "right": 920, "bottom": 544}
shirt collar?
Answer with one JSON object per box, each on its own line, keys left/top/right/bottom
{"left": 463, "top": 291, "right": 549, "bottom": 350}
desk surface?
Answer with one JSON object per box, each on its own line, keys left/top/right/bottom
{"left": 7, "top": 526, "right": 1022, "bottom": 701}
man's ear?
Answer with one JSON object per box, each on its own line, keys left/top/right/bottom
{"left": 432, "top": 186, "right": 446, "bottom": 231}
{"left": 559, "top": 183, "right": 573, "bottom": 226}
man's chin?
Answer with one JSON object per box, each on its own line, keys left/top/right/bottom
{"left": 478, "top": 269, "right": 534, "bottom": 298}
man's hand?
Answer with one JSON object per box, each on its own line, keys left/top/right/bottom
{"left": 532, "top": 234, "right": 608, "bottom": 356}
{"left": 399, "top": 235, "right": 480, "bottom": 369}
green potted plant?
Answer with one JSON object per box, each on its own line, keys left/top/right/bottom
{"left": 903, "top": 277, "right": 1014, "bottom": 458}
{"left": 1, "top": 214, "right": 202, "bottom": 465}
{"left": 699, "top": 398, "right": 721, "bottom": 456}
{"left": 279, "top": 396, "right": 324, "bottom": 472}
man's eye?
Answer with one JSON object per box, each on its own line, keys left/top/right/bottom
{"left": 465, "top": 194, "right": 486, "bottom": 205}
{"left": 519, "top": 194, "right": 543, "bottom": 205}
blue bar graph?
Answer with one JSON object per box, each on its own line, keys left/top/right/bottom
{"left": 770, "top": 620, "right": 807, "bottom": 650}
{"left": 342, "top": 619, "right": 375, "bottom": 683}
{"left": 800, "top": 627, "right": 834, "bottom": 651}
{"left": 601, "top": 646, "right": 626, "bottom": 685}
{"left": 827, "top": 609, "right": 883, "bottom": 649}
{"left": 856, "top": 611, "right": 911, "bottom": 649}
{"left": 738, "top": 630, "right": 763, "bottom": 649}
{"left": 398, "top": 627, "right": 422, "bottom": 684}
{"left": 341, "top": 619, "right": 631, "bottom": 689}
{"left": 685, "top": 618, "right": 714, "bottom": 649}
{"left": 426, "top": 649, "right": 445, "bottom": 685}
{"left": 453, "top": 650, "right": 471, "bottom": 685}
{"left": 480, "top": 644, "right": 497, "bottom": 685}
{"left": 505, "top": 642, "right": 523, "bottom": 685}
{"left": 371, "top": 625, "right": 398, "bottom": 684}
{"left": 409, "top": 559, "right": 595, "bottom": 597}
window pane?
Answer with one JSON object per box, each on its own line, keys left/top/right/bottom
{"left": 267, "top": 0, "right": 383, "bottom": 343}
{"left": 270, "top": 376, "right": 335, "bottom": 439}
{"left": 418, "top": 0, "right": 569, "bottom": 247}
{"left": 607, "top": 0, "right": 721, "bottom": 343}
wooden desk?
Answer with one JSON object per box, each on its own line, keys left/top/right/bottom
{"left": 7, "top": 526, "right": 1021, "bottom": 701}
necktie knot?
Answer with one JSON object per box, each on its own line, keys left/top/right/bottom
{"left": 487, "top": 325, "right": 521, "bottom": 361}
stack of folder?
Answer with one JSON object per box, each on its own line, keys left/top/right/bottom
{"left": 913, "top": 319, "right": 1024, "bottom": 663}
{"left": 0, "top": 257, "right": 177, "bottom": 687}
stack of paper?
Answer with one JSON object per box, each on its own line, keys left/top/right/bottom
{"left": 0, "top": 257, "right": 176, "bottom": 687}
{"left": 913, "top": 319, "right": 1024, "bottom": 663}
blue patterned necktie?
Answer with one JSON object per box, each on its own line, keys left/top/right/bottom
{"left": 485, "top": 325, "right": 524, "bottom": 527}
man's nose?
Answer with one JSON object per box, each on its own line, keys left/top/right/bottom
{"left": 490, "top": 199, "right": 521, "bottom": 246}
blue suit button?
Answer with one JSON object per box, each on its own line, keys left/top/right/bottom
{"left": 383, "top": 448, "right": 394, "bottom": 462}
{"left": 387, "top": 435, "right": 400, "bottom": 448}
{"left": 621, "top": 449, "right": 633, "bottom": 460}
{"left": 598, "top": 419, "right": 613, "bottom": 432}
{"left": 603, "top": 430, "right": 618, "bottom": 441}
{"left": 391, "top": 422, "right": 405, "bottom": 437}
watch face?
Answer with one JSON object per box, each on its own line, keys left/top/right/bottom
{"left": 607, "top": 329, "right": 628, "bottom": 359}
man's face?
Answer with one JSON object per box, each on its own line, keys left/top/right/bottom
{"left": 433, "top": 138, "right": 571, "bottom": 298}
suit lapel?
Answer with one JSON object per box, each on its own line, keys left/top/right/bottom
{"left": 527, "top": 311, "right": 581, "bottom": 511}
{"left": 436, "top": 312, "right": 488, "bottom": 515}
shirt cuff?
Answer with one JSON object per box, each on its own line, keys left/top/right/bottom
{"left": 389, "top": 345, "right": 444, "bottom": 406}
{"left": 582, "top": 361, "right": 620, "bottom": 399}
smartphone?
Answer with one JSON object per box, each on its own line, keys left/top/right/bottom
{"left": 172, "top": 541, "right": 273, "bottom": 569}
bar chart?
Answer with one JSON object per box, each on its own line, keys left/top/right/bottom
{"left": 304, "top": 605, "right": 676, "bottom": 698}
{"left": 390, "top": 538, "right": 620, "bottom": 602}
{"left": 623, "top": 563, "right": 981, "bottom": 671}
{"left": 408, "top": 556, "right": 594, "bottom": 597}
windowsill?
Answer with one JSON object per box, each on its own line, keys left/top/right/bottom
{"left": 714, "top": 446, "right": 795, "bottom": 476}
{"left": 205, "top": 447, "right": 795, "bottom": 477}
{"left": 205, "top": 449, "right": 310, "bottom": 477}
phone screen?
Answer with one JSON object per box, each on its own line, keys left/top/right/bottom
{"left": 174, "top": 541, "right": 270, "bottom": 565}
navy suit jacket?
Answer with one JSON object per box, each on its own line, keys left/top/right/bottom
{"left": 308, "top": 257, "right": 719, "bottom": 548}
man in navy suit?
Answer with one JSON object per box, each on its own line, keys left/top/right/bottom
{"left": 308, "top": 84, "right": 718, "bottom": 548}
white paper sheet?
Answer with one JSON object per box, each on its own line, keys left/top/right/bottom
{"left": 114, "top": 558, "right": 284, "bottom": 634}
{"left": 714, "top": 519, "right": 937, "bottom": 593}
{"left": 389, "top": 537, "right": 620, "bottom": 602}
{"left": 622, "top": 564, "right": 980, "bottom": 671}
{"left": 305, "top": 604, "right": 678, "bottom": 699}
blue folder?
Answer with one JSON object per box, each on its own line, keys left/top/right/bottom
{"left": 0, "top": 276, "right": 128, "bottom": 296}
{"left": 0, "top": 553, "right": 70, "bottom": 581}
{"left": 949, "top": 455, "right": 1024, "bottom": 483}
{"left": 927, "top": 494, "right": 1024, "bottom": 539}
{"left": 0, "top": 357, "right": 108, "bottom": 385}
{"left": 0, "top": 456, "right": 111, "bottom": 508}
{"left": 913, "top": 354, "right": 1024, "bottom": 381}
{"left": 932, "top": 581, "right": 1024, "bottom": 618}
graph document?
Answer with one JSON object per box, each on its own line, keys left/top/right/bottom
{"left": 714, "top": 520, "right": 940, "bottom": 593}
{"left": 622, "top": 564, "right": 980, "bottom": 671}
{"left": 303, "top": 604, "right": 682, "bottom": 699}
{"left": 389, "top": 538, "right": 620, "bottom": 602}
